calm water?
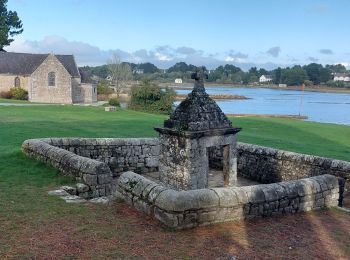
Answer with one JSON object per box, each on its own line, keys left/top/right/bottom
{"left": 176, "top": 87, "right": 350, "bottom": 125}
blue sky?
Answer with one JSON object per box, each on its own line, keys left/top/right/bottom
{"left": 5, "top": 0, "right": 350, "bottom": 69}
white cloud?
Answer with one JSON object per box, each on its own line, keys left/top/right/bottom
{"left": 4, "top": 35, "right": 306, "bottom": 70}
{"left": 4, "top": 35, "right": 125, "bottom": 66}
{"left": 337, "top": 62, "right": 349, "bottom": 68}
{"left": 154, "top": 52, "right": 173, "bottom": 61}
{"left": 225, "top": 51, "right": 248, "bottom": 63}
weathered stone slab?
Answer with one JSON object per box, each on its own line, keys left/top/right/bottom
{"left": 48, "top": 189, "right": 69, "bottom": 196}
{"left": 61, "top": 195, "right": 87, "bottom": 203}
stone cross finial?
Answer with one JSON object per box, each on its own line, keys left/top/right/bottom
{"left": 191, "top": 68, "right": 208, "bottom": 81}
{"left": 191, "top": 68, "right": 208, "bottom": 91}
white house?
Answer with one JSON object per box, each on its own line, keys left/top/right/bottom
{"left": 259, "top": 75, "right": 273, "bottom": 83}
{"left": 174, "top": 78, "right": 183, "bottom": 84}
{"left": 133, "top": 69, "right": 144, "bottom": 75}
{"left": 333, "top": 73, "right": 350, "bottom": 82}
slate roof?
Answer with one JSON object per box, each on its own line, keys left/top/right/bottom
{"left": 0, "top": 52, "right": 80, "bottom": 77}
{"left": 55, "top": 54, "right": 80, "bottom": 77}
{"left": 79, "top": 68, "right": 96, "bottom": 84}
{"left": 163, "top": 77, "right": 233, "bottom": 131}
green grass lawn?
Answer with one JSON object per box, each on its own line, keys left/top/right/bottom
{"left": 0, "top": 98, "right": 30, "bottom": 103}
{"left": 1, "top": 104, "right": 350, "bottom": 258}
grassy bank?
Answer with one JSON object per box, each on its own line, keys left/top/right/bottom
{"left": 1, "top": 105, "right": 350, "bottom": 258}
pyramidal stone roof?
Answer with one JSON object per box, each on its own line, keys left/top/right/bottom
{"left": 163, "top": 71, "right": 233, "bottom": 132}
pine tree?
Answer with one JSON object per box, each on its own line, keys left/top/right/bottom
{"left": 0, "top": 0, "right": 23, "bottom": 51}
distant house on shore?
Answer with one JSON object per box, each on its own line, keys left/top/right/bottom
{"left": 0, "top": 52, "right": 97, "bottom": 104}
{"left": 259, "top": 75, "right": 273, "bottom": 83}
{"left": 133, "top": 69, "right": 144, "bottom": 75}
{"left": 174, "top": 78, "right": 183, "bottom": 84}
{"left": 333, "top": 73, "right": 350, "bottom": 82}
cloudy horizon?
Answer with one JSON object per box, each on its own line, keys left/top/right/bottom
{"left": 5, "top": 0, "right": 350, "bottom": 70}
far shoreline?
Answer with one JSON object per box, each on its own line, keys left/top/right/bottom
{"left": 161, "top": 82, "right": 350, "bottom": 94}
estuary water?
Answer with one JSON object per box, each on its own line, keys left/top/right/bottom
{"left": 176, "top": 87, "right": 350, "bottom": 125}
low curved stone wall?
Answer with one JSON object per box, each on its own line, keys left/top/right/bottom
{"left": 45, "top": 137, "right": 160, "bottom": 176}
{"left": 237, "top": 143, "right": 350, "bottom": 183}
{"left": 209, "top": 143, "right": 350, "bottom": 183}
{"left": 22, "top": 137, "right": 349, "bottom": 207}
{"left": 117, "top": 171, "right": 339, "bottom": 229}
{"left": 23, "top": 138, "right": 350, "bottom": 186}
{"left": 22, "top": 139, "right": 114, "bottom": 198}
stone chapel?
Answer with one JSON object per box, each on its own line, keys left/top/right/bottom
{"left": 0, "top": 52, "right": 97, "bottom": 104}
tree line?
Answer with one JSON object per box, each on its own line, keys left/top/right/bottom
{"left": 80, "top": 60, "right": 350, "bottom": 88}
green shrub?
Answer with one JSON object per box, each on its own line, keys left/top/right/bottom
{"left": 0, "top": 91, "right": 13, "bottom": 99}
{"left": 97, "top": 81, "right": 113, "bottom": 95}
{"left": 129, "top": 78, "right": 175, "bottom": 114}
{"left": 303, "top": 80, "right": 313, "bottom": 86}
{"left": 10, "top": 87, "right": 28, "bottom": 100}
{"left": 108, "top": 97, "right": 120, "bottom": 107}
{"left": 326, "top": 80, "right": 350, "bottom": 88}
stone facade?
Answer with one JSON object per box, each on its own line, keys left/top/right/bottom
{"left": 30, "top": 54, "right": 74, "bottom": 103}
{"left": 72, "top": 82, "right": 97, "bottom": 104}
{"left": 0, "top": 52, "right": 96, "bottom": 104}
{"left": 81, "top": 83, "right": 97, "bottom": 103}
{"left": 158, "top": 133, "right": 238, "bottom": 190}
{"left": 0, "top": 74, "right": 30, "bottom": 91}
{"left": 117, "top": 171, "right": 340, "bottom": 229}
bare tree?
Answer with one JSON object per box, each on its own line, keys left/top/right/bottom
{"left": 107, "top": 53, "right": 132, "bottom": 97}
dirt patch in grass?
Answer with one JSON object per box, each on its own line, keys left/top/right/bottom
{"left": 2, "top": 202, "right": 350, "bottom": 259}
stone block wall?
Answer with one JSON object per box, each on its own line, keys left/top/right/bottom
{"left": 158, "top": 133, "right": 237, "bottom": 190}
{"left": 22, "top": 139, "right": 114, "bottom": 198}
{"left": 71, "top": 77, "right": 83, "bottom": 103}
{"left": 23, "top": 137, "right": 160, "bottom": 174}
{"left": 46, "top": 138, "right": 160, "bottom": 176}
{"left": 81, "top": 83, "right": 97, "bottom": 103}
{"left": 208, "top": 143, "right": 350, "bottom": 183}
{"left": 237, "top": 143, "right": 350, "bottom": 182}
{"left": 71, "top": 82, "right": 97, "bottom": 104}
{"left": 117, "top": 171, "right": 340, "bottom": 229}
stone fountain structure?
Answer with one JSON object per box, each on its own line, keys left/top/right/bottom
{"left": 155, "top": 70, "right": 240, "bottom": 190}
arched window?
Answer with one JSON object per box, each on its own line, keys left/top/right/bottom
{"left": 14, "top": 77, "right": 20, "bottom": 88}
{"left": 48, "top": 72, "right": 55, "bottom": 86}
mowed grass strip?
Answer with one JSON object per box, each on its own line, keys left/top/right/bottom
{"left": 0, "top": 104, "right": 350, "bottom": 259}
